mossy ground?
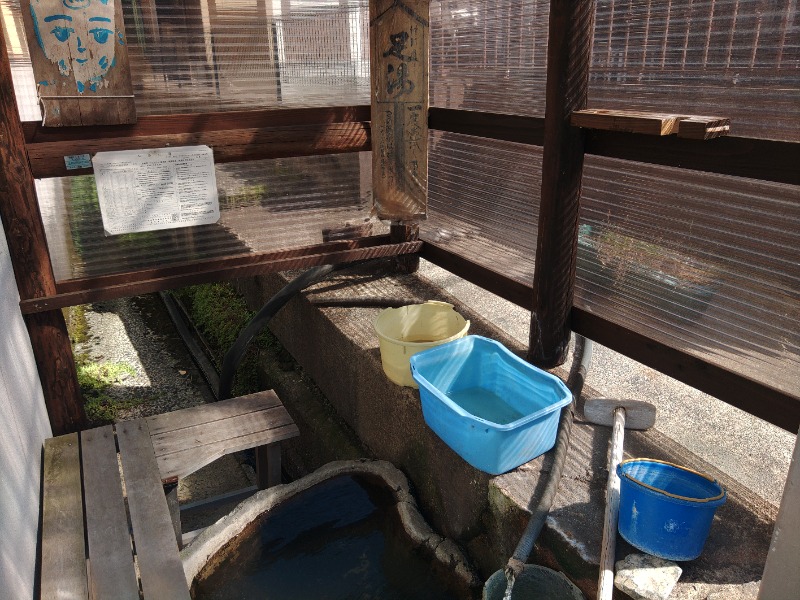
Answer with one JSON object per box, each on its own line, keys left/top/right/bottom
{"left": 171, "top": 283, "right": 288, "bottom": 397}
{"left": 64, "top": 305, "right": 144, "bottom": 426}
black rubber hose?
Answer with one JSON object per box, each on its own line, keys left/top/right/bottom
{"left": 505, "top": 334, "right": 594, "bottom": 577}
{"left": 218, "top": 264, "right": 340, "bottom": 401}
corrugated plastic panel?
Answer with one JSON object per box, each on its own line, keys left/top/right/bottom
{"left": 425, "top": 130, "right": 539, "bottom": 284}
{"left": 590, "top": 0, "right": 800, "bottom": 141}
{"left": 4, "top": 0, "right": 797, "bottom": 136}
{"left": 39, "top": 152, "right": 374, "bottom": 280}
{"left": 430, "top": 0, "right": 550, "bottom": 116}
{"left": 2, "top": 0, "right": 371, "bottom": 117}
{"left": 421, "top": 130, "right": 799, "bottom": 398}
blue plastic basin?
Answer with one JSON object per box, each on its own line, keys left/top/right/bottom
{"left": 617, "top": 458, "right": 727, "bottom": 561}
{"left": 410, "top": 336, "right": 572, "bottom": 475}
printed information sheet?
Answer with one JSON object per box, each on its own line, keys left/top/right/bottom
{"left": 92, "top": 146, "right": 220, "bottom": 235}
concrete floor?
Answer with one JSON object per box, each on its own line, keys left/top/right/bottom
{"left": 417, "top": 259, "right": 797, "bottom": 508}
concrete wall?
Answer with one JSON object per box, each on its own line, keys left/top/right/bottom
{"left": 0, "top": 219, "right": 51, "bottom": 600}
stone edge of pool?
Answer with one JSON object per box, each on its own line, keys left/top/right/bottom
{"left": 181, "top": 458, "right": 482, "bottom": 592}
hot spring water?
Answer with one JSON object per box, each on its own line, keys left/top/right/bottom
{"left": 192, "top": 474, "right": 464, "bottom": 600}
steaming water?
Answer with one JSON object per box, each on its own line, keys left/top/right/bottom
{"left": 193, "top": 475, "right": 461, "bottom": 600}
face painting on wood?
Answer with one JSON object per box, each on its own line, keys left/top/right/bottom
{"left": 28, "top": 0, "right": 122, "bottom": 92}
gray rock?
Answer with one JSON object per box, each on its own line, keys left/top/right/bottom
{"left": 615, "top": 553, "right": 682, "bottom": 600}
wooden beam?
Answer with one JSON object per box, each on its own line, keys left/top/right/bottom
{"left": 428, "top": 108, "right": 546, "bottom": 146}
{"left": 529, "top": 0, "right": 596, "bottom": 369}
{"left": 570, "top": 307, "right": 800, "bottom": 433}
{"left": 0, "top": 27, "right": 86, "bottom": 433}
{"left": 55, "top": 236, "right": 394, "bottom": 294}
{"left": 584, "top": 130, "right": 800, "bottom": 186}
{"left": 428, "top": 109, "right": 798, "bottom": 186}
{"left": 20, "top": 238, "right": 423, "bottom": 313}
{"left": 370, "top": 0, "right": 429, "bottom": 221}
{"left": 419, "top": 241, "right": 800, "bottom": 433}
{"left": 24, "top": 106, "right": 371, "bottom": 178}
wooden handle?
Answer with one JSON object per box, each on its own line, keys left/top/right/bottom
{"left": 598, "top": 406, "right": 626, "bottom": 600}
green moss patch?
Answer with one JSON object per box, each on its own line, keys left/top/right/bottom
{"left": 172, "top": 283, "right": 278, "bottom": 396}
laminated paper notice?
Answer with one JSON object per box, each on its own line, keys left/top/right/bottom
{"left": 92, "top": 146, "right": 220, "bottom": 236}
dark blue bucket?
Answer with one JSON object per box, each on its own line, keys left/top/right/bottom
{"left": 617, "top": 459, "right": 726, "bottom": 561}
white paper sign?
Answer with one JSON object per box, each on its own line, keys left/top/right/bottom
{"left": 92, "top": 146, "right": 220, "bottom": 236}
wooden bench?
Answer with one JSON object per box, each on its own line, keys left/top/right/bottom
{"left": 39, "top": 390, "right": 299, "bottom": 600}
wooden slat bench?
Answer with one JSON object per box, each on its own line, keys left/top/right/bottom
{"left": 39, "top": 390, "right": 299, "bottom": 600}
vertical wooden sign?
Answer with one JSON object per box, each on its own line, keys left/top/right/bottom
{"left": 20, "top": 0, "right": 136, "bottom": 126}
{"left": 369, "top": 0, "right": 428, "bottom": 222}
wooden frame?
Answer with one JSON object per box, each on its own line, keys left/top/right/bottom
{"left": 419, "top": 241, "right": 800, "bottom": 433}
{"left": 2, "top": 4, "right": 799, "bottom": 434}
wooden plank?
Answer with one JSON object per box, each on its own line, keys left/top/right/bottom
{"left": 370, "top": 0, "right": 429, "bottom": 221}
{"left": 154, "top": 423, "right": 300, "bottom": 483}
{"left": 571, "top": 109, "right": 730, "bottom": 140}
{"left": 19, "top": 0, "right": 135, "bottom": 125}
{"left": 151, "top": 403, "right": 298, "bottom": 482}
{"left": 529, "top": 0, "right": 596, "bottom": 369}
{"left": 571, "top": 109, "right": 685, "bottom": 136}
{"left": 80, "top": 426, "right": 139, "bottom": 600}
{"left": 676, "top": 116, "right": 731, "bottom": 140}
{"left": 116, "top": 420, "right": 191, "bottom": 600}
{"left": 151, "top": 405, "right": 296, "bottom": 457}
{"left": 40, "top": 433, "right": 88, "bottom": 600}
{"left": 146, "top": 390, "right": 282, "bottom": 435}
{"left": 19, "top": 240, "right": 423, "bottom": 313}
{"left": 0, "top": 29, "right": 86, "bottom": 434}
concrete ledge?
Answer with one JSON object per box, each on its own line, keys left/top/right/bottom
{"left": 237, "top": 261, "right": 776, "bottom": 600}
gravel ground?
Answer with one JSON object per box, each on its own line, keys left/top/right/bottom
{"left": 417, "top": 259, "right": 796, "bottom": 507}
{"left": 77, "top": 296, "right": 213, "bottom": 419}
{"left": 77, "top": 295, "right": 253, "bottom": 508}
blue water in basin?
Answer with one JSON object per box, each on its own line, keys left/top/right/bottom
{"left": 193, "top": 474, "right": 463, "bottom": 600}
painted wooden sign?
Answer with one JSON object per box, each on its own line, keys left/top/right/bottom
{"left": 20, "top": 0, "right": 136, "bottom": 126}
{"left": 369, "top": 0, "right": 428, "bottom": 222}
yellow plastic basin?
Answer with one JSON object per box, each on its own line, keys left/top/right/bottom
{"left": 373, "top": 301, "right": 470, "bottom": 387}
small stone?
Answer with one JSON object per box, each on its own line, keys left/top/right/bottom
{"left": 615, "top": 553, "right": 682, "bottom": 600}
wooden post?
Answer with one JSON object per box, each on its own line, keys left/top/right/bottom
{"left": 529, "top": 0, "right": 596, "bottom": 369}
{"left": 369, "top": 0, "right": 428, "bottom": 225}
{"left": 0, "top": 29, "right": 86, "bottom": 434}
{"left": 390, "top": 222, "right": 419, "bottom": 273}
